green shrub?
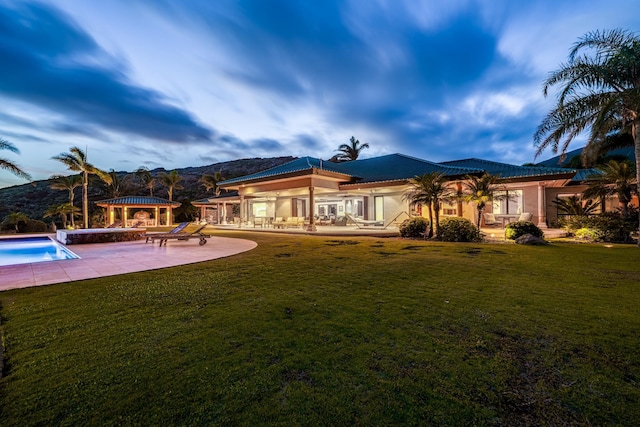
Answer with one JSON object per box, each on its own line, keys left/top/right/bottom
{"left": 574, "top": 227, "right": 603, "bottom": 242}
{"left": 22, "top": 219, "right": 48, "bottom": 233}
{"left": 561, "top": 212, "right": 636, "bottom": 243}
{"left": 399, "top": 217, "right": 428, "bottom": 238}
{"left": 505, "top": 221, "right": 544, "bottom": 240}
{"left": 437, "top": 217, "right": 482, "bottom": 242}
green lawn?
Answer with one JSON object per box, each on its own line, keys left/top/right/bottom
{"left": 1, "top": 233, "right": 639, "bottom": 425}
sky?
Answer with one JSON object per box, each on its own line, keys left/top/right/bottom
{"left": 1, "top": 0, "right": 639, "bottom": 188}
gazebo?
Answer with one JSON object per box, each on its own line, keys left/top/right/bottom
{"left": 96, "top": 196, "right": 181, "bottom": 227}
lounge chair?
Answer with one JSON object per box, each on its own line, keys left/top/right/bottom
{"left": 345, "top": 213, "right": 383, "bottom": 228}
{"left": 146, "top": 223, "right": 210, "bottom": 246}
{"left": 106, "top": 221, "right": 122, "bottom": 228}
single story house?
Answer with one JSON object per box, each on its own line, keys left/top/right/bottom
{"left": 192, "top": 153, "right": 629, "bottom": 230}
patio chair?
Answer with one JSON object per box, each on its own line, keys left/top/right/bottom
{"left": 483, "top": 213, "right": 501, "bottom": 227}
{"left": 147, "top": 223, "right": 210, "bottom": 247}
{"left": 518, "top": 212, "right": 533, "bottom": 222}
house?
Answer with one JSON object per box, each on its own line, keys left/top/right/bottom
{"left": 192, "top": 152, "right": 598, "bottom": 229}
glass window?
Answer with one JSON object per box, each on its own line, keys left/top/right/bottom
{"left": 493, "top": 190, "right": 523, "bottom": 214}
{"left": 252, "top": 202, "right": 267, "bottom": 217}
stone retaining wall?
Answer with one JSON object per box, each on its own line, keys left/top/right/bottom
{"left": 56, "top": 228, "right": 145, "bottom": 245}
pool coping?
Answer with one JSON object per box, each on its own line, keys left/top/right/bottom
{"left": 0, "top": 233, "right": 257, "bottom": 292}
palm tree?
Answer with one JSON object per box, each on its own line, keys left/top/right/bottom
{"left": 334, "top": 136, "right": 370, "bottom": 162}
{"left": 158, "top": 170, "right": 183, "bottom": 201}
{"left": 462, "top": 173, "right": 505, "bottom": 228}
{"left": 551, "top": 195, "right": 599, "bottom": 216}
{"left": 582, "top": 160, "right": 637, "bottom": 217}
{"left": 403, "top": 172, "right": 456, "bottom": 238}
{"left": 533, "top": 29, "right": 640, "bottom": 245}
{"left": 49, "top": 174, "right": 82, "bottom": 228}
{"left": 199, "top": 171, "right": 225, "bottom": 196}
{"left": 2, "top": 212, "right": 29, "bottom": 232}
{"left": 52, "top": 147, "right": 111, "bottom": 229}
{"left": 1, "top": 137, "right": 31, "bottom": 180}
{"left": 97, "top": 170, "right": 134, "bottom": 198}
{"left": 43, "top": 203, "right": 79, "bottom": 229}
{"left": 135, "top": 167, "right": 156, "bottom": 196}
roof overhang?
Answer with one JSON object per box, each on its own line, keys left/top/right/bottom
{"left": 220, "top": 167, "right": 354, "bottom": 190}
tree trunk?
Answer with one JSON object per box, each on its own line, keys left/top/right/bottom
{"left": 83, "top": 172, "right": 89, "bottom": 229}
{"left": 634, "top": 124, "right": 640, "bottom": 247}
{"left": 70, "top": 192, "right": 75, "bottom": 228}
{"left": 434, "top": 201, "right": 440, "bottom": 235}
{"left": 427, "top": 205, "right": 434, "bottom": 238}
{"left": 476, "top": 208, "right": 482, "bottom": 229}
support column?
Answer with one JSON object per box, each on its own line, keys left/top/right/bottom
{"left": 239, "top": 196, "right": 245, "bottom": 228}
{"left": 306, "top": 186, "right": 317, "bottom": 232}
{"left": 154, "top": 206, "right": 159, "bottom": 227}
{"left": 537, "top": 183, "right": 548, "bottom": 229}
{"left": 456, "top": 182, "right": 463, "bottom": 217}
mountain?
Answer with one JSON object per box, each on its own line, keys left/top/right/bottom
{"left": 0, "top": 156, "right": 296, "bottom": 223}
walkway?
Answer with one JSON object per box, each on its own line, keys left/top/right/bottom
{"left": 0, "top": 235, "right": 257, "bottom": 292}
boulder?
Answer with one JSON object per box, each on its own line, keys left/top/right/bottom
{"left": 515, "top": 233, "right": 548, "bottom": 245}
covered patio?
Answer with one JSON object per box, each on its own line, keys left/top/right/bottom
{"left": 96, "top": 196, "right": 181, "bottom": 227}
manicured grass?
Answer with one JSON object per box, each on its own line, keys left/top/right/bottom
{"left": 1, "top": 233, "right": 639, "bottom": 425}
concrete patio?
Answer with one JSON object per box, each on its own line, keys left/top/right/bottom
{"left": 0, "top": 234, "right": 257, "bottom": 291}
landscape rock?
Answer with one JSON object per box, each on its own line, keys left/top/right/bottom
{"left": 515, "top": 233, "right": 548, "bottom": 245}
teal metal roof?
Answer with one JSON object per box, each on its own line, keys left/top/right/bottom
{"left": 338, "top": 154, "right": 481, "bottom": 184}
{"left": 441, "top": 158, "right": 574, "bottom": 180}
{"left": 537, "top": 146, "right": 634, "bottom": 167}
{"left": 571, "top": 168, "right": 601, "bottom": 183}
{"left": 96, "top": 196, "right": 180, "bottom": 206}
{"left": 220, "top": 157, "right": 354, "bottom": 186}
{"left": 221, "top": 153, "right": 482, "bottom": 187}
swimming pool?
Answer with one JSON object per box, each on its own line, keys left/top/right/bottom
{"left": 0, "top": 236, "right": 80, "bottom": 267}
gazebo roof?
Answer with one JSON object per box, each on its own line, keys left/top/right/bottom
{"left": 96, "top": 196, "right": 180, "bottom": 207}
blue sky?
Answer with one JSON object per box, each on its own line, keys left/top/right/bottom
{"left": 1, "top": 0, "right": 639, "bottom": 187}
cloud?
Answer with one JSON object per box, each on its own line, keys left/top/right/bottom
{"left": 0, "top": 1, "right": 213, "bottom": 144}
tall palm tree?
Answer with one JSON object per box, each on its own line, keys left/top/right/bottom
{"left": 135, "top": 167, "right": 156, "bottom": 196}
{"left": 0, "top": 137, "right": 31, "bottom": 180}
{"left": 158, "top": 170, "right": 183, "bottom": 201}
{"left": 52, "top": 147, "right": 111, "bottom": 229}
{"left": 533, "top": 29, "right": 640, "bottom": 245}
{"left": 50, "top": 174, "right": 82, "bottom": 228}
{"left": 199, "top": 171, "right": 225, "bottom": 196}
{"left": 334, "top": 136, "right": 369, "bottom": 162}
{"left": 583, "top": 160, "right": 637, "bottom": 217}
{"left": 462, "top": 173, "right": 505, "bottom": 228}
{"left": 403, "top": 172, "right": 456, "bottom": 238}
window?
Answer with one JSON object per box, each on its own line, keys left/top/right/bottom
{"left": 252, "top": 202, "right": 267, "bottom": 217}
{"left": 493, "top": 190, "right": 523, "bottom": 214}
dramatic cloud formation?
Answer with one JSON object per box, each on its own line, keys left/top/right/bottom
{"left": 0, "top": 0, "right": 638, "bottom": 187}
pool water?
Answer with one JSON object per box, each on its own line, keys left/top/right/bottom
{"left": 0, "top": 236, "right": 80, "bottom": 267}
